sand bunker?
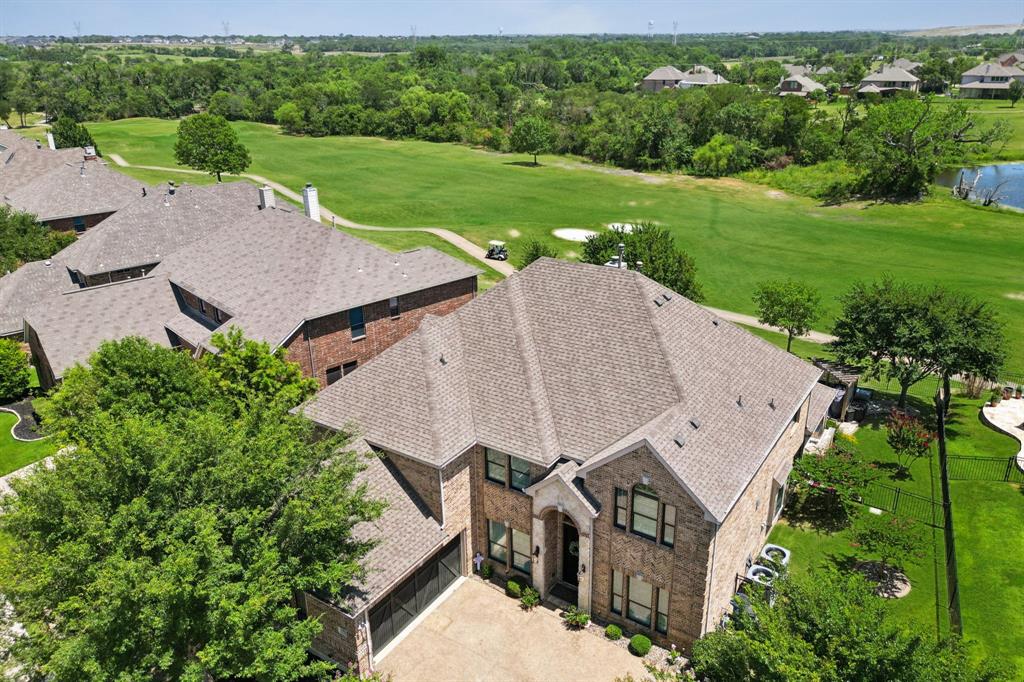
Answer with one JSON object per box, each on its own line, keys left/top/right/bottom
{"left": 553, "top": 228, "right": 598, "bottom": 242}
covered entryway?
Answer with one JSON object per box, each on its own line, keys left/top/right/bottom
{"left": 368, "top": 536, "right": 461, "bottom": 653}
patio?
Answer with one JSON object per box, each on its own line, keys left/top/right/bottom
{"left": 981, "top": 396, "right": 1024, "bottom": 472}
{"left": 374, "top": 577, "right": 649, "bottom": 682}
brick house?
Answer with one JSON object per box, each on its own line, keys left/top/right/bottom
{"left": 959, "top": 62, "right": 1024, "bottom": 99}
{"left": 858, "top": 66, "right": 921, "bottom": 95}
{"left": 22, "top": 193, "right": 478, "bottom": 389}
{"left": 298, "top": 258, "right": 833, "bottom": 676}
{"left": 778, "top": 74, "right": 826, "bottom": 97}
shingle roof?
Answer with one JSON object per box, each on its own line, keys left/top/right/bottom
{"left": 643, "top": 65, "right": 687, "bottom": 81}
{"left": 860, "top": 66, "right": 920, "bottom": 84}
{"left": 680, "top": 65, "right": 729, "bottom": 85}
{"left": 960, "top": 62, "right": 1024, "bottom": 78}
{"left": 0, "top": 131, "right": 83, "bottom": 198}
{"left": 59, "top": 182, "right": 262, "bottom": 277}
{"left": 783, "top": 63, "right": 811, "bottom": 77}
{"left": 807, "top": 383, "right": 838, "bottom": 429}
{"left": 892, "top": 58, "right": 923, "bottom": 72}
{"left": 3, "top": 159, "right": 145, "bottom": 222}
{"left": 0, "top": 259, "right": 76, "bottom": 336}
{"left": 780, "top": 75, "right": 826, "bottom": 93}
{"left": 301, "top": 259, "right": 822, "bottom": 522}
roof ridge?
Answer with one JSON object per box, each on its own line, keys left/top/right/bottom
{"left": 505, "top": 272, "right": 562, "bottom": 461}
{"left": 631, "top": 271, "right": 686, "bottom": 405}
{"left": 417, "top": 316, "right": 445, "bottom": 460}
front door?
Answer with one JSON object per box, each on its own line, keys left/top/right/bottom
{"left": 561, "top": 521, "right": 579, "bottom": 586}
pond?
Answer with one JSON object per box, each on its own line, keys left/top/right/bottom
{"left": 935, "top": 163, "right": 1024, "bottom": 211}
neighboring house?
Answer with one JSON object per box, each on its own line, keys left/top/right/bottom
{"left": 959, "top": 62, "right": 1024, "bottom": 98}
{"left": 778, "top": 74, "right": 826, "bottom": 97}
{"left": 858, "top": 66, "right": 921, "bottom": 94}
{"left": 814, "top": 65, "right": 835, "bottom": 76}
{"left": 998, "top": 52, "right": 1024, "bottom": 67}
{"left": 891, "top": 57, "right": 923, "bottom": 74}
{"left": 641, "top": 66, "right": 688, "bottom": 91}
{"left": 298, "top": 258, "right": 833, "bottom": 676}
{"left": 22, "top": 186, "right": 479, "bottom": 389}
{"left": 676, "top": 64, "right": 729, "bottom": 88}
{"left": 782, "top": 63, "right": 811, "bottom": 77}
{"left": 0, "top": 131, "right": 144, "bottom": 233}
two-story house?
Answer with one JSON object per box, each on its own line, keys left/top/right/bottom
{"left": 298, "top": 258, "right": 833, "bottom": 676}
{"left": 23, "top": 189, "right": 479, "bottom": 389}
{"left": 959, "top": 62, "right": 1024, "bottom": 98}
{"left": 858, "top": 66, "right": 921, "bottom": 95}
{"left": 778, "top": 74, "right": 826, "bottom": 97}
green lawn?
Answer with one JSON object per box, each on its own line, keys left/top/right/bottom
{"left": 0, "top": 412, "right": 55, "bottom": 477}
{"left": 87, "top": 118, "right": 1024, "bottom": 372}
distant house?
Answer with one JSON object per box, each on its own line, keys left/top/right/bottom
{"left": 858, "top": 66, "right": 920, "bottom": 95}
{"left": 676, "top": 65, "right": 729, "bottom": 88}
{"left": 814, "top": 65, "right": 835, "bottom": 76}
{"left": 998, "top": 52, "right": 1024, "bottom": 67}
{"left": 778, "top": 74, "right": 826, "bottom": 97}
{"left": 959, "top": 62, "right": 1024, "bottom": 98}
{"left": 782, "top": 63, "right": 811, "bottom": 77}
{"left": 891, "top": 57, "right": 923, "bottom": 74}
{"left": 641, "top": 66, "right": 688, "bottom": 92}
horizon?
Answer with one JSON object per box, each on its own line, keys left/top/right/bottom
{"left": 1, "top": 1, "right": 1022, "bottom": 39}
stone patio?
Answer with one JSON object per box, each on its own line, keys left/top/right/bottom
{"left": 375, "top": 578, "right": 649, "bottom": 682}
{"left": 981, "top": 396, "right": 1024, "bottom": 472}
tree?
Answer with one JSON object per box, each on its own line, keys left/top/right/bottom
{"left": 174, "top": 113, "right": 251, "bottom": 182}
{"left": 1008, "top": 79, "right": 1024, "bottom": 108}
{"left": 753, "top": 279, "right": 820, "bottom": 353}
{"left": 580, "top": 222, "right": 703, "bottom": 302}
{"left": 0, "top": 205, "right": 76, "bottom": 274}
{"left": 885, "top": 409, "right": 934, "bottom": 476}
{"left": 516, "top": 239, "right": 558, "bottom": 269}
{"left": 790, "top": 440, "right": 878, "bottom": 529}
{"left": 850, "top": 513, "right": 925, "bottom": 581}
{"left": 203, "top": 326, "right": 318, "bottom": 413}
{"left": 848, "top": 98, "right": 1009, "bottom": 198}
{"left": 509, "top": 115, "right": 553, "bottom": 165}
{"left": 3, "top": 336, "right": 383, "bottom": 681}
{"left": 691, "top": 133, "right": 752, "bottom": 177}
{"left": 0, "top": 338, "right": 30, "bottom": 403}
{"left": 274, "top": 101, "right": 305, "bottom": 135}
{"left": 50, "top": 117, "right": 98, "bottom": 153}
{"left": 690, "top": 570, "right": 1011, "bottom": 682}
{"left": 830, "top": 278, "right": 938, "bottom": 408}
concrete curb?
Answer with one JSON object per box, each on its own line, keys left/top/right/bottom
{"left": 0, "top": 406, "right": 50, "bottom": 443}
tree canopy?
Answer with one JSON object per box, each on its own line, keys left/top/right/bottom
{"left": 509, "top": 115, "right": 553, "bottom": 165}
{"left": 580, "top": 222, "right": 703, "bottom": 302}
{"left": 174, "top": 113, "right": 251, "bottom": 181}
{"left": 0, "top": 338, "right": 30, "bottom": 403}
{"left": 0, "top": 205, "right": 75, "bottom": 274}
{"left": 5, "top": 336, "right": 381, "bottom": 681}
{"left": 753, "top": 279, "right": 820, "bottom": 352}
{"left": 50, "top": 117, "right": 99, "bottom": 153}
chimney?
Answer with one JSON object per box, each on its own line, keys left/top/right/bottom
{"left": 83, "top": 145, "right": 97, "bottom": 160}
{"left": 302, "top": 183, "right": 320, "bottom": 222}
{"left": 168, "top": 181, "right": 176, "bottom": 196}
{"left": 617, "top": 242, "right": 626, "bottom": 269}
{"left": 46, "top": 132, "right": 56, "bottom": 150}
{"left": 258, "top": 185, "right": 276, "bottom": 210}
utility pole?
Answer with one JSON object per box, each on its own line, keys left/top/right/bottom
{"left": 647, "top": 20, "right": 654, "bottom": 40}
{"left": 411, "top": 25, "right": 417, "bottom": 49}
{"left": 934, "top": 387, "right": 962, "bottom": 636}
{"left": 672, "top": 20, "right": 678, "bottom": 46}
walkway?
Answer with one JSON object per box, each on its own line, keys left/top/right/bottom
{"left": 0, "top": 456, "right": 53, "bottom": 497}
{"left": 107, "top": 155, "right": 839, "bottom": 340}
{"left": 375, "top": 578, "right": 647, "bottom": 682}
{"left": 981, "top": 396, "right": 1024, "bottom": 472}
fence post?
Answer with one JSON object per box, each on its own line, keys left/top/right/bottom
{"left": 1005, "top": 457, "right": 1013, "bottom": 483}
{"left": 934, "top": 388, "right": 961, "bottom": 636}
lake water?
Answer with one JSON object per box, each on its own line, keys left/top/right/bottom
{"left": 935, "top": 163, "right": 1024, "bottom": 211}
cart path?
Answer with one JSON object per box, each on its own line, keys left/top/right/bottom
{"left": 106, "top": 155, "right": 837, "bottom": 342}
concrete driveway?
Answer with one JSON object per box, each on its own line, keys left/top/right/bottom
{"left": 375, "top": 578, "right": 649, "bottom": 682}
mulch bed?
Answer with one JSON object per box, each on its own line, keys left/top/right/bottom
{"left": 855, "top": 561, "right": 912, "bottom": 599}
{"left": 1, "top": 399, "right": 46, "bottom": 441}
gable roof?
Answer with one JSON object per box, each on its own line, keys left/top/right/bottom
{"left": 3, "top": 159, "right": 145, "bottom": 222}
{"left": 643, "top": 65, "right": 687, "bottom": 81}
{"left": 861, "top": 66, "right": 920, "bottom": 84}
{"left": 780, "top": 74, "right": 826, "bottom": 93}
{"left": 0, "top": 259, "right": 76, "bottom": 336}
{"left": 891, "top": 58, "right": 923, "bottom": 72}
{"left": 961, "top": 61, "right": 1024, "bottom": 78}
{"left": 0, "top": 131, "right": 84, "bottom": 198}
{"left": 783, "top": 63, "right": 811, "bottom": 77}
{"left": 680, "top": 65, "right": 729, "bottom": 85}
{"left": 300, "top": 259, "right": 822, "bottom": 522}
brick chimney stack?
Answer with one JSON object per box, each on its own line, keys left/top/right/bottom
{"left": 46, "top": 132, "right": 56, "bottom": 150}
{"left": 302, "top": 183, "right": 320, "bottom": 222}
{"left": 259, "top": 185, "right": 276, "bottom": 210}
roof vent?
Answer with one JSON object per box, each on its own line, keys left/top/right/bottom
{"left": 654, "top": 298, "right": 663, "bottom": 307}
{"left": 44, "top": 259, "right": 52, "bottom": 267}
{"left": 712, "top": 319, "right": 720, "bottom": 326}
{"left": 662, "top": 292, "right": 671, "bottom": 301}
{"left": 689, "top": 417, "right": 701, "bottom": 430}
{"left": 673, "top": 433, "right": 688, "bottom": 448}
{"left": 168, "top": 181, "right": 176, "bottom": 196}
{"left": 737, "top": 395, "right": 743, "bottom": 407}
{"left": 768, "top": 398, "right": 776, "bottom": 410}
{"left": 439, "top": 354, "right": 447, "bottom": 366}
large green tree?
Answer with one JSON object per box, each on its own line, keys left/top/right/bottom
{"left": 174, "top": 113, "right": 251, "bottom": 181}
{"left": 0, "top": 205, "right": 75, "bottom": 274}
{"left": 50, "top": 117, "right": 99, "bottom": 153}
{"left": 509, "top": 115, "right": 553, "bottom": 165}
{"left": 580, "top": 222, "right": 703, "bottom": 302}
{"left": 691, "top": 570, "right": 1012, "bottom": 682}
{"left": 0, "top": 338, "right": 30, "bottom": 403}
{"left": 3, "top": 336, "right": 383, "bottom": 681}
{"left": 753, "top": 279, "right": 820, "bottom": 353}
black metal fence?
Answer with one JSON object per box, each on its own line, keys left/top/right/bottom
{"left": 946, "top": 455, "right": 1024, "bottom": 483}
{"left": 858, "top": 482, "right": 946, "bottom": 527}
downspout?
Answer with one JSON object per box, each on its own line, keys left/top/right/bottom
{"left": 702, "top": 521, "right": 721, "bottom": 634}
{"left": 438, "top": 467, "right": 446, "bottom": 529}
{"left": 304, "top": 323, "right": 317, "bottom": 381}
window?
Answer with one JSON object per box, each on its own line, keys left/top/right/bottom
{"left": 614, "top": 488, "right": 628, "bottom": 529}
{"left": 511, "top": 528, "right": 531, "bottom": 574}
{"left": 342, "top": 360, "right": 358, "bottom": 376}
{"left": 661, "top": 504, "right": 676, "bottom": 548}
{"left": 611, "top": 569, "right": 623, "bottom": 614}
{"left": 488, "top": 520, "right": 507, "bottom": 563}
{"left": 792, "top": 409, "right": 800, "bottom": 423}
{"left": 627, "top": 575, "right": 653, "bottom": 627}
{"left": 214, "top": 307, "right": 222, "bottom": 323}
{"left": 485, "top": 448, "right": 506, "bottom": 485}
{"left": 326, "top": 365, "right": 343, "bottom": 385}
{"left": 73, "top": 216, "right": 86, "bottom": 233}
{"left": 349, "top": 306, "right": 366, "bottom": 339}
{"left": 631, "top": 487, "right": 659, "bottom": 541}
{"left": 773, "top": 482, "right": 786, "bottom": 520}
{"left": 509, "top": 455, "right": 531, "bottom": 491}
{"left": 389, "top": 296, "right": 400, "bottom": 318}
{"left": 199, "top": 298, "right": 207, "bottom": 315}
{"left": 656, "top": 589, "right": 669, "bottom": 634}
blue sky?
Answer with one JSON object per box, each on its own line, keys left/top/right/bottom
{"left": 1, "top": 1, "right": 1022, "bottom": 37}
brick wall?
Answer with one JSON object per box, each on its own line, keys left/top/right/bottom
{"left": 585, "top": 444, "right": 715, "bottom": 650}
{"left": 441, "top": 450, "right": 474, "bottom": 573}
{"left": 81, "top": 264, "right": 156, "bottom": 288}
{"left": 45, "top": 211, "right": 113, "bottom": 234}
{"left": 175, "top": 285, "right": 232, "bottom": 327}
{"left": 702, "top": 393, "right": 811, "bottom": 631}
{"left": 304, "top": 593, "right": 365, "bottom": 671}
{"left": 285, "top": 276, "right": 476, "bottom": 387}
{"left": 382, "top": 450, "right": 443, "bottom": 523}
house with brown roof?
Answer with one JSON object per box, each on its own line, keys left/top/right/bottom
{"left": 640, "top": 65, "right": 729, "bottom": 91}
{"left": 20, "top": 184, "right": 479, "bottom": 389}
{"left": 858, "top": 65, "right": 921, "bottom": 95}
{"left": 297, "top": 258, "right": 832, "bottom": 676}
{"left": 778, "top": 74, "right": 826, "bottom": 97}
{"left": 0, "top": 130, "right": 144, "bottom": 233}
{"left": 998, "top": 52, "right": 1024, "bottom": 67}
{"left": 959, "top": 62, "right": 1024, "bottom": 98}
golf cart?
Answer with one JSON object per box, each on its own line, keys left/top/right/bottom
{"left": 485, "top": 240, "right": 509, "bottom": 261}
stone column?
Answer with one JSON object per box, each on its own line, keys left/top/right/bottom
{"left": 577, "top": 528, "right": 593, "bottom": 612}
{"left": 531, "top": 514, "right": 547, "bottom": 596}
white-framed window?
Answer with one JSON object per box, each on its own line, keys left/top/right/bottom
{"left": 511, "top": 528, "right": 531, "bottom": 574}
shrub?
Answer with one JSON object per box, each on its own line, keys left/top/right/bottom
{"left": 605, "top": 624, "right": 623, "bottom": 640}
{"left": 481, "top": 562, "right": 493, "bottom": 579}
{"left": 520, "top": 587, "right": 540, "bottom": 610}
{"left": 629, "top": 634, "right": 652, "bottom": 657}
{"left": 0, "top": 339, "right": 30, "bottom": 403}
{"left": 505, "top": 577, "right": 523, "bottom": 598}
{"left": 562, "top": 606, "right": 590, "bottom": 629}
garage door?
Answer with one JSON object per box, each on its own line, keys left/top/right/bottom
{"left": 369, "top": 535, "right": 461, "bottom": 653}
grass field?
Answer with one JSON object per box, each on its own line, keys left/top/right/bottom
{"left": 0, "top": 412, "right": 54, "bottom": 478}
{"left": 86, "top": 118, "right": 1024, "bottom": 372}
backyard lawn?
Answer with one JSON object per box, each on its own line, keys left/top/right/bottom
{"left": 87, "top": 118, "right": 1024, "bottom": 372}
{"left": 0, "top": 411, "right": 54, "bottom": 478}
